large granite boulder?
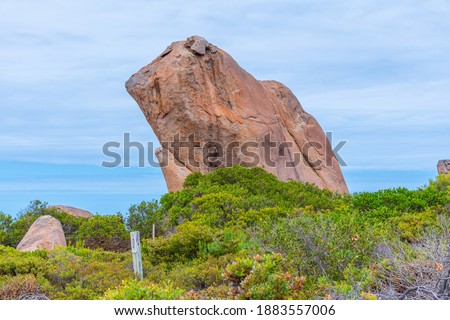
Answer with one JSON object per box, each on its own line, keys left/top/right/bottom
{"left": 126, "top": 36, "right": 348, "bottom": 194}
{"left": 16, "top": 215, "right": 67, "bottom": 252}
{"left": 49, "top": 205, "right": 93, "bottom": 218}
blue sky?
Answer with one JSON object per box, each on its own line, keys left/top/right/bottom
{"left": 1, "top": 0, "right": 449, "bottom": 215}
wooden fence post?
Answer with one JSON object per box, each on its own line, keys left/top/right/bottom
{"left": 130, "top": 231, "right": 143, "bottom": 280}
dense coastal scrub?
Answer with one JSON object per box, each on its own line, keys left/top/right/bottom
{"left": 1, "top": 166, "right": 449, "bottom": 299}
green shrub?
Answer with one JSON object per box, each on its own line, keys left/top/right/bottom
{"left": 0, "top": 274, "right": 41, "bottom": 300}
{"left": 223, "top": 253, "right": 306, "bottom": 299}
{"left": 190, "top": 192, "right": 244, "bottom": 228}
{"left": 166, "top": 256, "right": 232, "bottom": 290}
{"left": 254, "top": 211, "right": 379, "bottom": 280}
{"left": 158, "top": 166, "right": 345, "bottom": 231}
{"left": 388, "top": 211, "right": 436, "bottom": 242}
{"left": 104, "top": 280, "right": 184, "bottom": 300}
{"left": 1, "top": 168, "right": 448, "bottom": 300}
{"left": 73, "top": 214, "right": 129, "bottom": 251}
{"left": 0, "top": 246, "right": 49, "bottom": 276}
{"left": 46, "top": 249, "right": 134, "bottom": 299}
{"left": 0, "top": 245, "right": 134, "bottom": 300}
{"left": 430, "top": 174, "right": 450, "bottom": 193}
{"left": 143, "top": 222, "right": 214, "bottom": 264}
{"left": 0, "top": 212, "right": 14, "bottom": 247}
{"left": 126, "top": 200, "right": 162, "bottom": 238}
{"left": 75, "top": 214, "right": 127, "bottom": 239}
{"left": 352, "top": 187, "right": 439, "bottom": 213}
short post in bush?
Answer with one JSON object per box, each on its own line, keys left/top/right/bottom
{"left": 130, "top": 231, "right": 143, "bottom": 280}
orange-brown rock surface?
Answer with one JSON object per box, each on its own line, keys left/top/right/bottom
{"left": 126, "top": 36, "right": 348, "bottom": 194}
{"left": 16, "top": 215, "right": 67, "bottom": 252}
{"left": 49, "top": 205, "right": 93, "bottom": 218}
{"left": 437, "top": 160, "right": 450, "bottom": 175}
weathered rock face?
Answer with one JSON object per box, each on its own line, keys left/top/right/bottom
{"left": 49, "top": 205, "right": 93, "bottom": 218}
{"left": 126, "top": 36, "right": 349, "bottom": 194}
{"left": 16, "top": 215, "right": 67, "bottom": 252}
{"left": 437, "top": 160, "right": 450, "bottom": 175}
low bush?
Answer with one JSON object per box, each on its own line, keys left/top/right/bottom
{"left": 253, "top": 212, "right": 379, "bottom": 281}
{"left": 0, "top": 212, "right": 14, "bottom": 247}
{"left": 73, "top": 214, "right": 129, "bottom": 251}
{"left": 104, "top": 280, "right": 185, "bottom": 300}
{"left": 373, "top": 223, "right": 450, "bottom": 300}
{"left": 0, "top": 245, "right": 135, "bottom": 299}
{"left": 143, "top": 222, "right": 214, "bottom": 264}
{"left": 1, "top": 167, "right": 449, "bottom": 300}
{"left": 126, "top": 200, "right": 162, "bottom": 238}
{"left": 0, "top": 274, "right": 41, "bottom": 300}
{"left": 223, "top": 253, "right": 306, "bottom": 299}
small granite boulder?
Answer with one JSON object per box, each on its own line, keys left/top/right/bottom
{"left": 437, "top": 160, "right": 450, "bottom": 175}
{"left": 16, "top": 215, "right": 67, "bottom": 252}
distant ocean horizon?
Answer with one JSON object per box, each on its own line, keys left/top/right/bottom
{"left": 0, "top": 161, "right": 437, "bottom": 217}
